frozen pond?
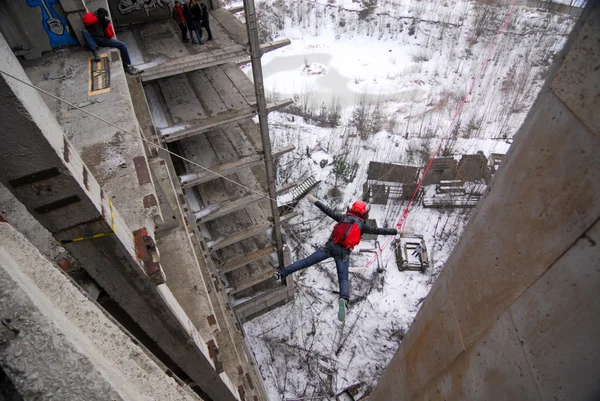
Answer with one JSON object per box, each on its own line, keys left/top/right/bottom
{"left": 249, "top": 52, "right": 425, "bottom": 107}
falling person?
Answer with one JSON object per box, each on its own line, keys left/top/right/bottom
{"left": 271, "top": 194, "right": 399, "bottom": 322}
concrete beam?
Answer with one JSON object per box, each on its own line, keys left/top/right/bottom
{"left": 219, "top": 246, "right": 275, "bottom": 273}
{"left": 180, "top": 145, "right": 295, "bottom": 188}
{"left": 196, "top": 193, "right": 265, "bottom": 223}
{"left": 0, "top": 223, "right": 201, "bottom": 401}
{"left": 228, "top": 270, "right": 274, "bottom": 294}
{"left": 207, "top": 221, "right": 272, "bottom": 251}
{"left": 141, "top": 40, "right": 291, "bottom": 82}
{"left": 161, "top": 99, "right": 293, "bottom": 143}
{"left": 0, "top": 36, "right": 238, "bottom": 401}
{"left": 140, "top": 46, "right": 247, "bottom": 82}
{"left": 370, "top": 4, "right": 600, "bottom": 400}
{"left": 227, "top": 5, "right": 245, "bottom": 13}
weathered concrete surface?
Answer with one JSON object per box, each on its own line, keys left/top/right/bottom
{"left": 0, "top": 33, "right": 239, "bottom": 401}
{"left": 509, "top": 221, "right": 600, "bottom": 401}
{"left": 129, "top": 73, "right": 268, "bottom": 400}
{"left": 20, "top": 46, "right": 161, "bottom": 239}
{"left": 370, "top": 4, "right": 600, "bottom": 401}
{"left": 550, "top": 5, "right": 600, "bottom": 136}
{"left": 0, "top": 223, "right": 201, "bottom": 401}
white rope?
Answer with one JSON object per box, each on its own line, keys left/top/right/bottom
{"left": 0, "top": 69, "right": 278, "bottom": 203}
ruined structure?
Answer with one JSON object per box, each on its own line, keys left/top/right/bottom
{"left": 0, "top": 0, "right": 295, "bottom": 398}
{"left": 371, "top": 3, "right": 600, "bottom": 400}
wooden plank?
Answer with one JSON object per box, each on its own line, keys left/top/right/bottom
{"left": 222, "top": 123, "right": 257, "bottom": 157}
{"left": 211, "top": 9, "right": 248, "bottom": 46}
{"left": 158, "top": 75, "right": 206, "bottom": 123}
{"left": 221, "top": 64, "right": 256, "bottom": 105}
{"left": 219, "top": 246, "right": 275, "bottom": 273}
{"left": 180, "top": 145, "right": 295, "bottom": 187}
{"left": 205, "top": 66, "right": 247, "bottom": 110}
{"left": 187, "top": 70, "right": 228, "bottom": 116}
{"left": 237, "top": 119, "right": 263, "bottom": 153}
{"left": 228, "top": 270, "right": 274, "bottom": 294}
{"left": 207, "top": 221, "right": 272, "bottom": 251}
{"left": 196, "top": 193, "right": 265, "bottom": 223}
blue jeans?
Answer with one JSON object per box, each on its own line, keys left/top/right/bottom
{"left": 190, "top": 28, "right": 203, "bottom": 44}
{"left": 82, "top": 29, "right": 131, "bottom": 66}
{"left": 279, "top": 241, "right": 350, "bottom": 301}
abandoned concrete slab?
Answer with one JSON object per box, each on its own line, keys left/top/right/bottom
{"left": 0, "top": 223, "right": 202, "bottom": 401}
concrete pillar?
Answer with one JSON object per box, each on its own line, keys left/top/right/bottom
{"left": 370, "top": 3, "right": 600, "bottom": 401}
{"left": 0, "top": 34, "right": 238, "bottom": 401}
{"left": 0, "top": 223, "right": 201, "bottom": 401}
{"left": 60, "top": 0, "right": 87, "bottom": 45}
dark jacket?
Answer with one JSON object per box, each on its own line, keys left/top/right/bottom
{"left": 182, "top": 5, "right": 197, "bottom": 29}
{"left": 315, "top": 201, "right": 397, "bottom": 252}
{"left": 190, "top": 3, "right": 202, "bottom": 22}
{"left": 200, "top": 5, "right": 210, "bottom": 25}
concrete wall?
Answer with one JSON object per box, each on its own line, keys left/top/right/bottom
{"left": 0, "top": 0, "right": 77, "bottom": 54}
{"left": 107, "top": 0, "right": 172, "bottom": 28}
{"left": 370, "top": 3, "right": 600, "bottom": 401}
{"left": 0, "top": 222, "right": 202, "bottom": 401}
{"left": 0, "top": 33, "right": 239, "bottom": 401}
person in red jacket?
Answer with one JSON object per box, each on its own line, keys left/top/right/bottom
{"left": 172, "top": 1, "right": 188, "bottom": 43}
{"left": 82, "top": 8, "right": 134, "bottom": 74}
{"left": 271, "top": 195, "right": 399, "bottom": 321}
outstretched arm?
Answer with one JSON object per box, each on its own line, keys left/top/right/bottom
{"left": 306, "top": 195, "right": 343, "bottom": 222}
{"left": 362, "top": 223, "right": 398, "bottom": 236}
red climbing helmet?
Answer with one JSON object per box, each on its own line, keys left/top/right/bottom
{"left": 350, "top": 200, "right": 368, "bottom": 216}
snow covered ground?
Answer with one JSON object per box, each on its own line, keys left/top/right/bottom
{"left": 237, "top": 0, "right": 579, "bottom": 399}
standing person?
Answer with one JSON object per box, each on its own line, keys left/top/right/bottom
{"left": 190, "top": 0, "right": 203, "bottom": 42}
{"left": 271, "top": 194, "right": 399, "bottom": 322}
{"left": 82, "top": 8, "right": 135, "bottom": 74}
{"left": 411, "top": 243, "right": 423, "bottom": 269}
{"left": 200, "top": 3, "right": 213, "bottom": 41}
{"left": 183, "top": 3, "right": 203, "bottom": 44}
{"left": 172, "top": 1, "right": 188, "bottom": 43}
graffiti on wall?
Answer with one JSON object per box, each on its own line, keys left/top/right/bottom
{"left": 26, "top": 0, "right": 77, "bottom": 48}
{"left": 117, "top": 0, "right": 171, "bottom": 15}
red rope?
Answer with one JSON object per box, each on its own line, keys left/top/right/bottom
{"left": 365, "top": 0, "right": 518, "bottom": 269}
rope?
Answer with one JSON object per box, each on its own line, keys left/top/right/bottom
{"left": 364, "top": 0, "right": 518, "bottom": 269}
{"left": 0, "top": 69, "right": 278, "bottom": 203}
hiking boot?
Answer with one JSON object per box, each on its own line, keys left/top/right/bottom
{"left": 269, "top": 272, "right": 282, "bottom": 286}
{"left": 338, "top": 298, "right": 347, "bottom": 322}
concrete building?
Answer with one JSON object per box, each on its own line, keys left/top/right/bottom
{"left": 2, "top": 0, "right": 597, "bottom": 400}
{"left": 370, "top": 2, "right": 600, "bottom": 400}
{"left": 0, "top": 0, "right": 296, "bottom": 398}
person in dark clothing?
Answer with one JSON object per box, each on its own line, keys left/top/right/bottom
{"left": 411, "top": 243, "right": 423, "bottom": 269}
{"left": 183, "top": 3, "right": 203, "bottom": 44}
{"left": 190, "top": 0, "right": 203, "bottom": 41}
{"left": 172, "top": 1, "right": 188, "bottom": 42}
{"left": 271, "top": 195, "right": 399, "bottom": 321}
{"left": 82, "top": 8, "right": 135, "bottom": 74}
{"left": 200, "top": 3, "right": 213, "bottom": 41}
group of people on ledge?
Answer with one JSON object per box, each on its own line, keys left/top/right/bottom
{"left": 172, "top": 0, "right": 214, "bottom": 45}
{"left": 80, "top": 2, "right": 214, "bottom": 75}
